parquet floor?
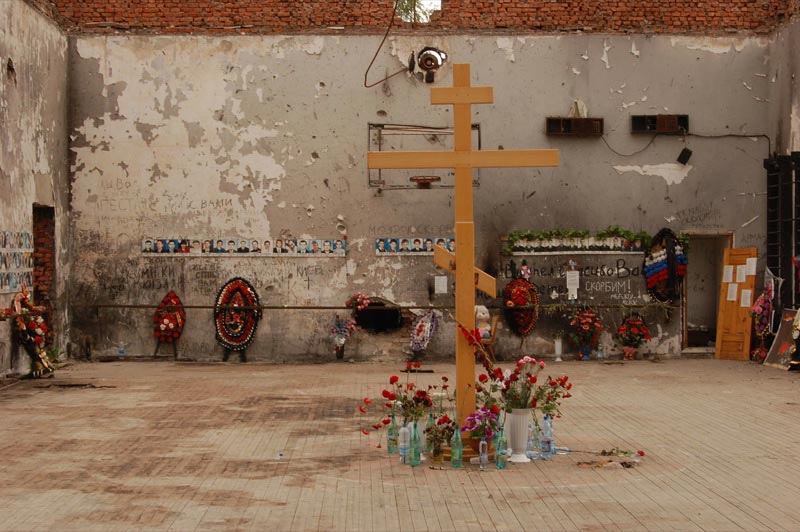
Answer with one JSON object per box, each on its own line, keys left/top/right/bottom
{"left": 1, "top": 359, "right": 798, "bottom": 531}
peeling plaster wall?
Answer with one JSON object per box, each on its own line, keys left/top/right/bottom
{"left": 771, "top": 18, "right": 800, "bottom": 153}
{"left": 68, "top": 34, "right": 771, "bottom": 360}
{"left": 0, "top": 0, "right": 69, "bottom": 373}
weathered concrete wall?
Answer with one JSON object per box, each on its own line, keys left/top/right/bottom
{"left": 770, "top": 18, "right": 800, "bottom": 153}
{"left": 68, "top": 34, "right": 771, "bottom": 361}
{"left": 0, "top": 0, "right": 69, "bottom": 373}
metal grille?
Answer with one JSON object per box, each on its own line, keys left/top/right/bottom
{"left": 764, "top": 153, "right": 800, "bottom": 308}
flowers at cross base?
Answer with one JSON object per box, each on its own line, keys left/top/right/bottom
{"left": 614, "top": 313, "right": 652, "bottom": 349}
{"left": 567, "top": 307, "right": 603, "bottom": 349}
{"left": 474, "top": 355, "right": 574, "bottom": 424}
{"left": 531, "top": 375, "right": 572, "bottom": 419}
{"left": 499, "top": 355, "right": 547, "bottom": 411}
{"left": 424, "top": 413, "right": 455, "bottom": 454}
{"left": 461, "top": 406, "right": 500, "bottom": 442}
{"left": 358, "top": 363, "right": 442, "bottom": 436}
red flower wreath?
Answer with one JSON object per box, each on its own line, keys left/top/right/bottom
{"left": 153, "top": 291, "right": 186, "bottom": 343}
{"left": 503, "top": 278, "right": 539, "bottom": 336}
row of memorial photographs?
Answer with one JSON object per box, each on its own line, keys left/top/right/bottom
{"left": 0, "top": 271, "right": 33, "bottom": 292}
{"left": 375, "top": 237, "right": 455, "bottom": 254}
{"left": 141, "top": 238, "right": 347, "bottom": 255}
{"left": 0, "top": 231, "right": 33, "bottom": 250}
{"left": 0, "top": 252, "right": 34, "bottom": 271}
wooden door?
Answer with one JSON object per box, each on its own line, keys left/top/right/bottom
{"left": 715, "top": 248, "right": 758, "bottom": 360}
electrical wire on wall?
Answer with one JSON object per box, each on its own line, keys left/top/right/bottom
{"left": 599, "top": 130, "right": 773, "bottom": 159}
{"left": 363, "top": 1, "right": 413, "bottom": 88}
{"left": 600, "top": 134, "right": 660, "bottom": 157}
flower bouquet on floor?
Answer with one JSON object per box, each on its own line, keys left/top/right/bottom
{"left": 424, "top": 413, "right": 455, "bottom": 464}
{"left": 567, "top": 306, "right": 603, "bottom": 359}
{"left": 613, "top": 313, "right": 651, "bottom": 360}
{"left": 461, "top": 406, "right": 501, "bottom": 453}
{"left": 331, "top": 314, "right": 357, "bottom": 360}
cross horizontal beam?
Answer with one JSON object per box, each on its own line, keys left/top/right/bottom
{"left": 430, "top": 86, "right": 493, "bottom": 105}
{"left": 368, "top": 149, "right": 559, "bottom": 170}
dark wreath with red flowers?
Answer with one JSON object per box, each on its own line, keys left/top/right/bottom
{"left": 153, "top": 291, "right": 186, "bottom": 344}
{"left": 214, "top": 277, "right": 262, "bottom": 351}
{"left": 503, "top": 278, "right": 539, "bottom": 336}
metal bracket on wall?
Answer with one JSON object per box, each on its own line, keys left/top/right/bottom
{"left": 367, "top": 122, "right": 482, "bottom": 190}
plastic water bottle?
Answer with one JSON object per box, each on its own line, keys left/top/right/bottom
{"left": 495, "top": 426, "right": 508, "bottom": 470}
{"left": 450, "top": 424, "right": 463, "bottom": 468}
{"left": 409, "top": 422, "right": 421, "bottom": 467}
{"left": 525, "top": 423, "right": 539, "bottom": 460}
{"left": 398, "top": 424, "right": 410, "bottom": 464}
{"left": 387, "top": 415, "right": 399, "bottom": 454}
{"left": 479, "top": 438, "right": 489, "bottom": 470}
{"left": 596, "top": 343, "right": 605, "bottom": 360}
{"left": 118, "top": 343, "right": 126, "bottom": 357}
{"left": 540, "top": 415, "right": 553, "bottom": 459}
{"left": 425, "top": 412, "right": 435, "bottom": 454}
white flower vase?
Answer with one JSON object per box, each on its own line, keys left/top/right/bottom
{"left": 554, "top": 337, "right": 563, "bottom": 362}
{"left": 507, "top": 408, "right": 532, "bottom": 463}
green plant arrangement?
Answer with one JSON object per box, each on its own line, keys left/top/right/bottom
{"left": 505, "top": 226, "right": 651, "bottom": 254}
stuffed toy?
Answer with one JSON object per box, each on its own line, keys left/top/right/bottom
{"left": 475, "top": 305, "right": 492, "bottom": 339}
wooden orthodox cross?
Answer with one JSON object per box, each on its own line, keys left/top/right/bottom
{"left": 368, "top": 64, "right": 559, "bottom": 428}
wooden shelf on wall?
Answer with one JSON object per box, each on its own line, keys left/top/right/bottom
{"left": 545, "top": 117, "right": 604, "bottom": 137}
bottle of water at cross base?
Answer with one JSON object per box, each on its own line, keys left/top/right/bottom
{"left": 409, "top": 422, "right": 422, "bottom": 467}
{"left": 398, "top": 423, "right": 410, "bottom": 464}
{"left": 495, "top": 426, "right": 508, "bottom": 470}
{"left": 479, "top": 438, "right": 489, "bottom": 470}
{"left": 540, "top": 415, "right": 553, "bottom": 459}
{"left": 387, "top": 415, "right": 399, "bottom": 454}
{"left": 525, "top": 423, "right": 539, "bottom": 460}
{"left": 425, "top": 412, "right": 435, "bottom": 454}
{"left": 450, "top": 424, "right": 463, "bottom": 468}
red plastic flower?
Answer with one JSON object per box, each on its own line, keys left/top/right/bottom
{"left": 478, "top": 374, "right": 489, "bottom": 383}
{"left": 382, "top": 418, "right": 391, "bottom": 425}
{"left": 358, "top": 405, "right": 367, "bottom": 413}
{"left": 363, "top": 398, "right": 372, "bottom": 405}
{"left": 637, "top": 450, "right": 645, "bottom": 456}
{"left": 489, "top": 404, "right": 501, "bottom": 415}
{"left": 361, "top": 429, "right": 370, "bottom": 435}
{"left": 389, "top": 375, "right": 399, "bottom": 384}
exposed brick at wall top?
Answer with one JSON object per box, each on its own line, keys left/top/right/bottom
{"left": 48, "top": 0, "right": 793, "bottom": 34}
{"left": 32, "top": 207, "right": 55, "bottom": 333}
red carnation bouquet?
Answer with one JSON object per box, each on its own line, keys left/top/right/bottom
{"left": 567, "top": 307, "right": 603, "bottom": 349}
{"left": 614, "top": 313, "right": 652, "bottom": 348}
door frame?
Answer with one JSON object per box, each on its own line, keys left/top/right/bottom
{"left": 680, "top": 230, "right": 734, "bottom": 351}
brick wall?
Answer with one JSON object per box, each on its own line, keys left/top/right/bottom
{"left": 32, "top": 206, "right": 55, "bottom": 341}
{"left": 47, "top": 0, "right": 794, "bottom": 34}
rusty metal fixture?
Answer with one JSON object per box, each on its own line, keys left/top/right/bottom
{"left": 409, "top": 175, "right": 441, "bottom": 189}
